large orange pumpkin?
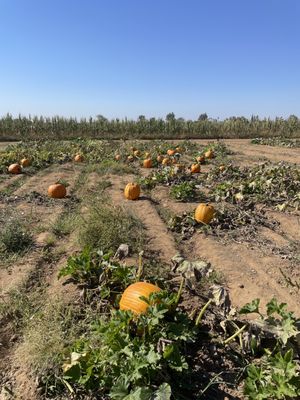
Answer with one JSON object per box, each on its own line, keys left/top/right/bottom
{"left": 74, "top": 154, "right": 84, "bottom": 162}
{"left": 48, "top": 184, "right": 67, "bottom": 199}
{"left": 167, "top": 149, "right": 176, "bottom": 156}
{"left": 190, "top": 163, "right": 201, "bottom": 173}
{"left": 8, "top": 163, "right": 21, "bottom": 174}
{"left": 20, "top": 158, "right": 30, "bottom": 168}
{"left": 195, "top": 203, "right": 215, "bottom": 224}
{"left": 119, "top": 282, "right": 161, "bottom": 314}
{"left": 143, "top": 159, "right": 152, "bottom": 168}
{"left": 204, "top": 149, "right": 214, "bottom": 159}
{"left": 124, "top": 182, "right": 140, "bottom": 200}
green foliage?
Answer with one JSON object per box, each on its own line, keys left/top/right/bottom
{"left": 58, "top": 248, "right": 136, "bottom": 295}
{"left": 244, "top": 350, "right": 300, "bottom": 399}
{"left": 170, "top": 181, "right": 197, "bottom": 201}
{"left": 62, "top": 291, "right": 196, "bottom": 398}
{"left": 251, "top": 136, "right": 300, "bottom": 148}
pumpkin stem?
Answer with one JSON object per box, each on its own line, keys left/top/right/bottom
{"left": 175, "top": 277, "right": 185, "bottom": 305}
{"left": 136, "top": 251, "right": 144, "bottom": 281}
{"left": 223, "top": 324, "right": 247, "bottom": 345}
{"left": 195, "top": 298, "right": 213, "bottom": 326}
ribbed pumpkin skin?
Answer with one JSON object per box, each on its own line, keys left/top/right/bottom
{"left": 167, "top": 149, "right": 175, "bottom": 156}
{"left": 119, "top": 282, "right": 161, "bottom": 314}
{"left": 143, "top": 159, "right": 152, "bottom": 168}
{"left": 74, "top": 154, "right": 84, "bottom": 162}
{"left": 48, "top": 184, "right": 67, "bottom": 199}
{"left": 8, "top": 163, "right": 21, "bottom": 174}
{"left": 191, "top": 163, "right": 201, "bottom": 173}
{"left": 124, "top": 183, "right": 140, "bottom": 200}
{"left": 195, "top": 203, "right": 215, "bottom": 224}
{"left": 20, "top": 158, "right": 30, "bottom": 167}
{"left": 204, "top": 149, "right": 214, "bottom": 159}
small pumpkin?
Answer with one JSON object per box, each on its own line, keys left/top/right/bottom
{"left": 162, "top": 158, "right": 170, "bottom": 166}
{"left": 48, "top": 183, "right": 67, "bottom": 199}
{"left": 204, "top": 149, "right": 214, "bottom": 159}
{"left": 195, "top": 203, "right": 215, "bottom": 224}
{"left": 167, "top": 149, "right": 176, "bottom": 156}
{"left": 143, "top": 158, "right": 152, "bottom": 168}
{"left": 127, "top": 155, "right": 134, "bottom": 162}
{"left": 133, "top": 150, "right": 141, "bottom": 157}
{"left": 119, "top": 282, "right": 161, "bottom": 314}
{"left": 196, "top": 155, "right": 205, "bottom": 164}
{"left": 190, "top": 163, "right": 201, "bottom": 173}
{"left": 156, "top": 155, "right": 164, "bottom": 163}
{"left": 74, "top": 154, "right": 84, "bottom": 162}
{"left": 20, "top": 158, "right": 30, "bottom": 168}
{"left": 115, "top": 154, "right": 121, "bottom": 161}
{"left": 175, "top": 147, "right": 183, "bottom": 153}
{"left": 219, "top": 165, "right": 226, "bottom": 172}
{"left": 8, "top": 163, "right": 21, "bottom": 174}
{"left": 124, "top": 182, "right": 140, "bottom": 200}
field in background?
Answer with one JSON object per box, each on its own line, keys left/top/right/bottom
{"left": 0, "top": 138, "right": 299, "bottom": 399}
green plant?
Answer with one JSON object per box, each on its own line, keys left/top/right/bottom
{"left": 0, "top": 215, "right": 33, "bottom": 255}
{"left": 240, "top": 298, "right": 300, "bottom": 399}
{"left": 170, "top": 181, "right": 197, "bottom": 201}
{"left": 62, "top": 291, "right": 197, "bottom": 398}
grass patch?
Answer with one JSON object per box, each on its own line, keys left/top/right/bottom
{"left": 79, "top": 198, "right": 144, "bottom": 253}
{"left": 85, "top": 160, "right": 136, "bottom": 175}
{"left": 0, "top": 210, "right": 33, "bottom": 258}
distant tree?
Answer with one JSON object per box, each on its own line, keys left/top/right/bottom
{"left": 198, "top": 113, "right": 208, "bottom": 121}
{"left": 138, "top": 115, "right": 146, "bottom": 121}
{"left": 166, "top": 112, "right": 175, "bottom": 121}
{"left": 96, "top": 114, "right": 108, "bottom": 122}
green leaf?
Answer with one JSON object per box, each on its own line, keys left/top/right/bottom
{"left": 239, "top": 298, "right": 260, "bottom": 315}
{"left": 123, "top": 386, "right": 153, "bottom": 400}
{"left": 153, "top": 383, "right": 172, "bottom": 400}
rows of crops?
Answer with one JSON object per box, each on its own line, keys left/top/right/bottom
{"left": 0, "top": 139, "right": 299, "bottom": 399}
{"left": 0, "top": 113, "right": 300, "bottom": 140}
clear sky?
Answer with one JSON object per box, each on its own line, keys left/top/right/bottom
{"left": 0, "top": 0, "right": 299, "bottom": 120}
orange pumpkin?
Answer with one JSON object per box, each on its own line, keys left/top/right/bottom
{"left": 74, "top": 154, "right": 84, "bottom": 162}
{"left": 219, "top": 165, "right": 226, "bottom": 172}
{"left": 195, "top": 203, "right": 215, "bottom": 224}
{"left": 119, "top": 282, "right": 161, "bottom": 314}
{"left": 133, "top": 150, "right": 141, "bottom": 157}
{"left": 20, "top": 158, "right": 30, "bottom": 168}
{"left": 115, "top": 154, "right": 121, "bottom": 161}
{"left": 48, "top": 184, "right": 67, "bottom": 199}
{"left": 156, "top": 155, "right": 164, "bottom": 163}
{"left": 190, "top": 163, "right": 201, "bottom": 173}
{"left": 167, "top": 149, "right": 176, "bottom": 156}
{"left": 143, "top": 159, "right": 152, "bottom": 168}
{"left": 175, "top": 147, "right": 183, "bottom": 153}
{"left": 124, "top": 182, "right": 140, "bottom": 200}
{"left": 127, "top": 155, "right": 134, "bottom": 162}
{"left": 8, "top": 163, "right": 21, "bottom": 174}
{"left": 162, "top": 158, "right": 170, "bottom": 166}
{"left": 196, "top": 155, "right": 205, "bottom": 164}
{"left": 204, "top": 149, "right": 214, "bottom": 159}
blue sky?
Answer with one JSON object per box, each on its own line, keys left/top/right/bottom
{"left": 0, "top": 0, "right": 299, "bottom": 120}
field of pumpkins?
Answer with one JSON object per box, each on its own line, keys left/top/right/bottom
{"left": 0, "top": 138, "right": 299, "bottom": 400}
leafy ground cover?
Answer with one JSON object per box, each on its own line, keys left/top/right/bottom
{"left": 251, "top": 137, "right": 300, "bottom": 148}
